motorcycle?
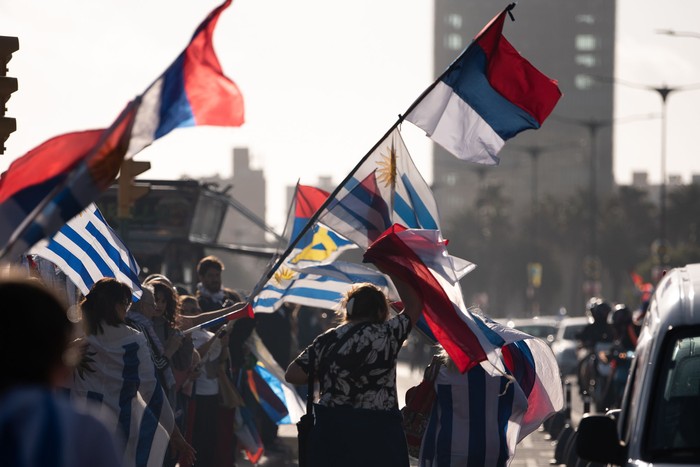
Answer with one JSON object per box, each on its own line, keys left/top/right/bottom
{"left": 598, "top": 347, "right": 634, "bottom": 410}
{"left": 576, "top": 341, "right": 613, "bottom": 412}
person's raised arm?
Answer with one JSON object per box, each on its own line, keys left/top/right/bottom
{"left": 372, "top": 261, "right": 423, "bottom": 327}
{"left": 180, "top": 302, "right": 246, "bottom": 329}
{"left": 387, "top": 272, "right": 423, "bottom": 327}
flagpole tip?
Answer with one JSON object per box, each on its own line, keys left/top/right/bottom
{"left": 506, "top": 3, "right": 517, "bottom": 21}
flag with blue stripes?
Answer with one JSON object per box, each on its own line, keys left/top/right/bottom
{"left": 30, "top": 203, "right": 142, "bottom": 300}
{"left": 419, "top": 320, "right": 563, "bottom": 466}
{"left": 253, "top": 261, "right": 393, "bottom": 313}
{"left": 318, "top": 127, "right": 440, "bottom": 249}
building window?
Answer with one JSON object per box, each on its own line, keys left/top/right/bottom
{"left": 576, "top": 34, "right": 598, "bottom": 51}
{"left": 444, "top": 173, "right": 457, "bottom": 187}
{"left": 575, "top": 74, "right": 594, "bottom": 90}
{"left": 575, "top": 54, "right": 598, "bottom": 67}
{"left": 575, "top": 14, "right": 595, "bottom": 24}
{"left": 444, "top": 33, "right": 463, "bottom": 51}
{"left": 445, "top": 13, "right": 462, "bottom": 29}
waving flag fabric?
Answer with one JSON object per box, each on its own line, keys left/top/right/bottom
{"left": 246, "top": 332, "right": 305, "bottom": 424}
{"left": 70, "top": 330, "right": 175, "bottom": 467}
{"left": 318, "top": 128, "right": 440, "bottom": 249}
{"left": 252, "top": 184, "right": 360, "bottom": 314}
{"left": 421, "top": 361, "right": 529, "bottom": 467}
{"left": 29, "top": 203, "right": 142, "bottom": 301}
{"left": 1, "top": 0, "right": 243, "bottom": 260}
{"left": 500, "top": 336, "right": 564, "bottom": 439}
{"left": 406, "top": 5, "right": 561, "bottom": 165}
{"left": 0, "top": 105, "right": 136, "bottom": 261}
{"left": 287, "top": 185, "right": 356, "bottom": 269}
{"left": 420, "top": 317, "right": 563, "bottom": 466}
{"left": 364, "top": 224, "right": 497, "bottom": 373}
{"left": 126, "top": 0, "right": 244, "bottom": 158}
{"left": 253, "top": 261, "right": 393, "bottom": 313}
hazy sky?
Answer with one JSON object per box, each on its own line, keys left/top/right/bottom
{"left": 2, "top": 0, "right": 700, "bottom": 231}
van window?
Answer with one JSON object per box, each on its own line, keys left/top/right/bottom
{"left": 646, "top": 328, "right": 700, "bottom": 463}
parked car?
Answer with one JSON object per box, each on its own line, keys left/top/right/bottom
{"left": 506, "top": 316, "right": 559, "bottom": 346}
{"left": 577, "top": 262, "right": 700, "bottom": 466}
{"left": 550, "top": 316, "right": 590, "bottom": 376}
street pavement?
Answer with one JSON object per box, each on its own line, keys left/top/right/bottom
{"left": 235, "top": 363, "right": 585, "bottom": 466}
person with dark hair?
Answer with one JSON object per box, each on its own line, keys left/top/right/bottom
{"left": 149, "top": 279, "right": 197, "bottom": 467}
{"left": 285, "top": 275, "right": 422, "bottom": 467}
{"left": 195, "top": 254, "right": 255, "bottom": 464}
{"left": 71, "top": 278, "right": 195, "bottom": 467}
{"left": 126, "top": 285, "right": 179, "bottom": 400}
{"left": 179, "top": 295, "right": 239, "bottom": 467}
{"left": 194, "top": 255, "right": 242, "bottom": 312}
{"left": 0, "top": 274, "right": 123, "bottom": 467}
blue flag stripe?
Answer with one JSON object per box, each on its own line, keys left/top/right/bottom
{"left": 85, "top": 221, "right": 141, "bottom": 286}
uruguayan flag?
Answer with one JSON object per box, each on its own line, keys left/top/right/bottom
{"left": 253, "top": 261, "right": 393, "bottom": 313}
{"left": 318, "top": 127, "right": 440, "bottom": 249}
{"left": 30, "top": 203, "right": 142, "bottom": 300}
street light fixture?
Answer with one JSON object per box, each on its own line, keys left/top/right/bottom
{"left": 594, "top": 75, "right": 700, "bottom": 269}
{"left": 656, "top": 29, "right": 700, "bottom": 39}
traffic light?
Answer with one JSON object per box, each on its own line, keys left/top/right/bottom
{"left": 118, "top": 159, "right": 151, "bottom": 218}
{"left": 0, "top": 36, "right": 19, "bottom": 155}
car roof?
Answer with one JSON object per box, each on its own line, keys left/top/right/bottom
{"left": 558, "top": 316, "right": 591, "bottom": 326}
{"left": 506, "top": 316, "right": 560, "bottom": 327}
{"left": 644, "top": 262, "right": 700, "bottom": 337}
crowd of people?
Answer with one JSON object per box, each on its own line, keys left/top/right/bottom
{"left": 0, "top": 254, "right": 306, "bottom": 467}
{"left": 3, "top": 245, "right": 642, "bottom": 467}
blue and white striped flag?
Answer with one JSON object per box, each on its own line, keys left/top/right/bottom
{"left": 253, "top": 261, "right": 393, "bottom": 313}
{"left": 318, "top": 127, "right": 440, "bottom": 250}
{"left": 30, "top": 203, "right": 142, "bottom": 300}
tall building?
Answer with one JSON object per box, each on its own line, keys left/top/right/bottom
{"left": 201, "top": 147, "right": 267, "bottom": 245}
{"left": 432, "top": 0, "right": 616, "bottom": 227}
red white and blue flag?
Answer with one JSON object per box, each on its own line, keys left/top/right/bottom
{"left": 0, "top": 0, "right": 243, "bottom": 260}
{"left": 126, "top": 0, "right": 243, "bottom": 158}
{"left": 420, "top": 321, "right": 563, "bottom": 466}
{"left": 0, "top": 106, "right": 136, "bottom": 261}
{"left": 406, "top": 5, "right": 561, "bottom": 165}
{"left": 364, "top": 224, "right": 494, "bottom": 373}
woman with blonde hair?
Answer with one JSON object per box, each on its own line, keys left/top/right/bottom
{"left": 285, "top": 273, "right": 422, "bottom": 467}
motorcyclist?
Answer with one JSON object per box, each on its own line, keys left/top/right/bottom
{"left": 599, "top": 303, "right": 637, "bottom": 409}
{"left": 577, "top": 298, "right": 615, "bottom": 348}
{"left": 611, "top": 304, "right": 637, "bottom": 351}
{"left": 576, "top": 298, "right": 615, "bottom": 404}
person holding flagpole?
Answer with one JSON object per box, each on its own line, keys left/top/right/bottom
{"left": 285, "top": 264, "right": 423, "bottom": 467}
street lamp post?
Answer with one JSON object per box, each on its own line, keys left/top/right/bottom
{"left": 510, "top": 142, "right": 581, "bottom": 315}
{"left": 551, "top": 113, "right": 659, "bottom": 277}
{"left": 595, "top": 76, "right": 700, "bottom": 269}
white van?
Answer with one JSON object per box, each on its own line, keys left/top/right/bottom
{"left": 576, "top": 263, "right": 700, "bottom": 466}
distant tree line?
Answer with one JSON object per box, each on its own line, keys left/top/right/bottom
{"left": 443, "top": 183, "right": 700, "bottom": 319}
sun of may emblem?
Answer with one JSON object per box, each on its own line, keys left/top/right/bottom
{"left": 376, "top": 142, "right": 397, "bottom": 188}
{"left": 274, "top": 267, "right": 296, "bottom": 285}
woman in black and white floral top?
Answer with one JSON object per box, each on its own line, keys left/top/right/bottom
{"left": 286, "top": 271, "right": 422, "bottom": 467}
